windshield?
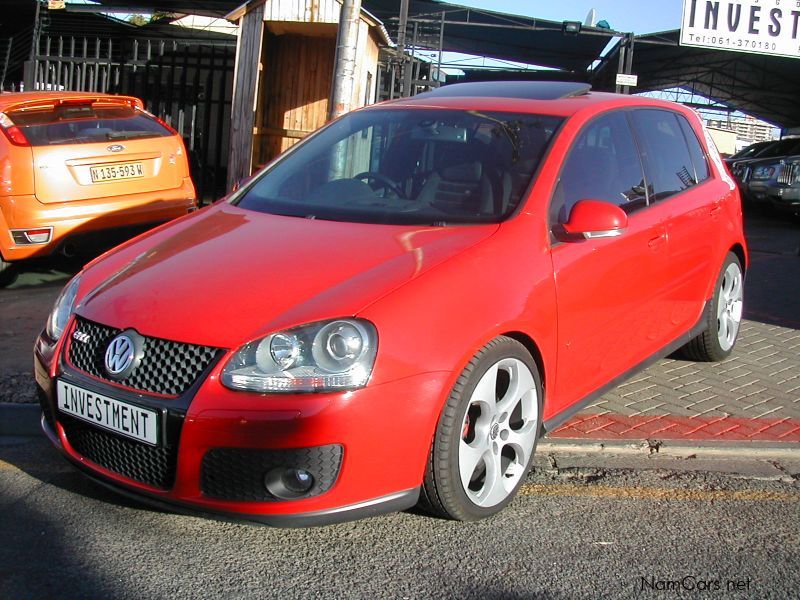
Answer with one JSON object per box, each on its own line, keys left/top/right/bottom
{"left": 235, "top": 108, "right": 563, "bottom": 225}
{"left": 9, "top": 104, "right": 173, "bottom": 146}
{"left": 731, "top": 141, "right": 771, "bottom": 159}
{"left": 755, "top": 138, "right": 800, "bottom": 158}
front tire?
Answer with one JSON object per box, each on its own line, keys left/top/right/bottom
{"left": 419, "top": 336, "right": 543, "bottom": 521}
{"left": 680, "top": 252, "right": 744, "bottom": 362}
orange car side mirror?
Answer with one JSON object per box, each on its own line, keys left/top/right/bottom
{"left": 563, "top": 199, "right": 628, "bottom": 239}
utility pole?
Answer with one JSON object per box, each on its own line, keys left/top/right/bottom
{"left": 24, "top": 0, "right": 43, "bottom": 90}
{"left": 328, "top": 0, "right": 362, "bottom": 121}
{"left": 396, "top": 0, "right": 410, "bottom": 97}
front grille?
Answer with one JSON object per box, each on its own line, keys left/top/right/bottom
{"left": 60, "top": 415, "right": 178, "bottom": 489}
{"left": 201, "top": 445, "right": 343, "bottom": 501}
{"left": 69, "top": 317, "right": 220, "bottom": 396}
{"left": 778, "top": 164, "right": 798, "bottom": 185}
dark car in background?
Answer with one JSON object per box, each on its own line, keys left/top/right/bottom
{"left": 747, "top": 155, "right": 800, "bottom": 216}
{"left": 723, "top": 140, "right": 776, "bottom": 166}
{"left": 730, "top": 138, "right": 800, "bottom": 203}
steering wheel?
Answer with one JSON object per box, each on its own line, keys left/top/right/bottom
{"left": 354, "top": 171, "right": 406, "bottom": 199}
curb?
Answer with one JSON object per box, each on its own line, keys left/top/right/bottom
{"left": 0, "top": 403, "right": 42, "bottom": 437}
{"left": 538, "top": 438, "right": 800, "bottom": 460}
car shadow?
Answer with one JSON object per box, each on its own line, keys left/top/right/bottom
{"left": 0, "top": 437, "right": 165, "bottom": 514}
{"left": 741, "top": 209, "right": 800, "bottom": 330}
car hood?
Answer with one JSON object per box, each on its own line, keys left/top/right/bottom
{"left": 77, "top": 204, "right": 498, "bottom": 348}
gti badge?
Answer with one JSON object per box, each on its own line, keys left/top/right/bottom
{"left": 104, "top": 330, "right": 144, "bottom": 380}
{"left": 107, "top": 144, "right": 125, "bottom": 153}
{"left": 72, "top": 330, "right": 91, "bottom": 344}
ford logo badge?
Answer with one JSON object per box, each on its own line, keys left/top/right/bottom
{"left": 107, "top": 144, "right": 125, "bottom": 153}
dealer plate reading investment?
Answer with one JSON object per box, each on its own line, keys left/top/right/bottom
{"left": 90, "top": 162, "right": 144, "bottom": 183}
{"left": 56, "top": 380, "right": 159, "bottom": 445}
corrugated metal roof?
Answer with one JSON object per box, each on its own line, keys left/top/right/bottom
{"left": 596, "top": 30, "right": 800, "bottom": 128}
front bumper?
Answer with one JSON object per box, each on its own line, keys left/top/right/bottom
{"left": 748, "top": 181, "right": 800, "bottom": 211}
{"left": 34, "top": 329, "right": 447, "bottom": 526}
{"left": 1, "top": 179, "right": 196, "bottom": 262}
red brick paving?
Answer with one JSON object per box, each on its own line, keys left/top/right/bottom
{"left": 550, "top": 413, "right": 800, "bottom": 442}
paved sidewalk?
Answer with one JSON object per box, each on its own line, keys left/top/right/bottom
{"left": 551, "top": 320, "right": 800, "bottom": 443}
{"left": 553, "top": 213, "right": 800, "bottom": 446}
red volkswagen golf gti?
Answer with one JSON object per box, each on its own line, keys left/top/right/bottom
{"left": 35, "top": 82, "right": 747, "bottom": 525}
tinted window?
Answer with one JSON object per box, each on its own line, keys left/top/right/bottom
{"left": 755, "top": 138, "right": 800, "bottom": 158}
{"left": 631, "top": 109, "right": 699, "bottom": 201}
{"left": 236, "top": 109, "right": 563, "bottom": 225}
{"left": 9, "top": 105, "right": 172, "bottom": 146}
{"left": 678, "top": 116, "right": 710, "bottom": 183}
{"left": 550, "top": 110, "right": 647, "bottom": 225}
{"left": 731, "top": 141, "right": 772, "bottom": 159}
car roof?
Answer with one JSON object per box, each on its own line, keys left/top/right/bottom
{"left": 0, "top": 91, "right": 143, "bottom": 112}
{"left": 370, "top": 81, "right": 697, "bottom": 121}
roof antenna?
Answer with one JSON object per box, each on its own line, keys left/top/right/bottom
{"left": 584, "top": 8, "right": 597, "bottom": 27}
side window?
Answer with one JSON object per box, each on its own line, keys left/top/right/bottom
{"left": 631, "top": 109, "right": 699, "bottom": 201}
{"left": 550, "top": 111, "right": 647, "bottom": 226}
{"left": 677, "top": 115, "right": 710, "bottom": 183}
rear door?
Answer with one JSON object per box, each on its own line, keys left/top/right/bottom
{"left": 629, "top": 109, "right": 718, "bottom": 336}
{"left": 10, "top": 102, "right": 185, "bottom": 203}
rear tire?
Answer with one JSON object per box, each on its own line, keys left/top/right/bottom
{"left": 418, "top": 336, "right": 543, "bottom": 521}
{"left": 679, "top": 252, "right": 744, "bottom": 362}
{"left": 0, "top": 254, "right": 17, "bottom": 288}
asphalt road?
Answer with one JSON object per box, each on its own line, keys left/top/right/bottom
{"left": 1, "top": 438, "right": 797, "bottom": 599}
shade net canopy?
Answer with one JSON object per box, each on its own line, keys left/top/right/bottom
{"left": 85, "top": 0, "right": 617, "bottom": 72}
{"left": 597, "top": 30, "right": 800, "bottom": 128}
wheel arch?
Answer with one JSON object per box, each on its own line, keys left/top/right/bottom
{"left": 501, "top": 331, "right": 547, "bottom": 405}
{"left": 730, "top": 243, "right": 747, "bottom": 273}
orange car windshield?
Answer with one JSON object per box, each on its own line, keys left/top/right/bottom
{"left": 9, "top": 105, "right": 172, "bottom": 146}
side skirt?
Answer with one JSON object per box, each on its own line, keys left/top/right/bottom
{"left": 542, "top": 302, "right": 710, "bottom": 434}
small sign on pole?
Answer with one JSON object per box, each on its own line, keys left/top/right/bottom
{"left": 615, "top": 73, "right": 638, "bottom": 87}
{"left": 47, "top": 1, "right": 66, "bottom": 9}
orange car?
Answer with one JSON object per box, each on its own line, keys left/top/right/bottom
{"left": 0, "top": 92, "right": 196, "bottom": 280}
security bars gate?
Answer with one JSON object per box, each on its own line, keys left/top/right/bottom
{"left": 24, "top": 35, "right": 235, "bottom": 203}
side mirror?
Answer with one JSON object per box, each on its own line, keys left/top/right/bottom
{"left": 562, "top": 199, "right": 628, "bottom": 239}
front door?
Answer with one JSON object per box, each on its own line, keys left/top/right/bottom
{"left": 547, "top": 110, "right": 668, "bottom": 413}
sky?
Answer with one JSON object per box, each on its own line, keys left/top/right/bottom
{"left": 451, "top": 0, "right": 684, "bottom": 35}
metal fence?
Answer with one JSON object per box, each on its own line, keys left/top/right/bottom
{"left": 22, "top": 35, "right": 235, "bottom": 202}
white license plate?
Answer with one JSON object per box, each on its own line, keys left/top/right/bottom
{"left": 89, "top": 161, "right": 144, "bottom": 183}
{"left": 56, "top": 380, "right": 159, "bottom": 445}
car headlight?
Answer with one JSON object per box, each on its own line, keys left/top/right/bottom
{"left": 46, "top": 274, "right": 81, "bottom": 341}
{"left": 752, "top": 166, "right": 775, "bottom": 180}
{"left": 221, "top": 319, "right": 378, "bottom": 393}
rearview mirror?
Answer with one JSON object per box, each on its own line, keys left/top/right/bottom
{"left": 562, "top": 200, "right": 627, "bottom": 239}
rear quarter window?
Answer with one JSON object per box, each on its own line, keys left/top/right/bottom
{"left": 8, "top": 104, "right": 172, "bottom": 146}
{"left": 677, "top": 116, "right": 710, "bottom": 183}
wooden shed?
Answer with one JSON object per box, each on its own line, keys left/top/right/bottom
{"left": 226, "top": 0, "right": 390, "bottom": 189}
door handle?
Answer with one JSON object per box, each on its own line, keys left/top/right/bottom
{"left": 710, "top": 201, "right": 723, "bottom": 216}
{"left": 648, "top": 233, "right": 666, "bottom": 249}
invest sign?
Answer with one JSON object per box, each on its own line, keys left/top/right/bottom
{"left": 680, "top": 0, "right": 800, "bottom": 59}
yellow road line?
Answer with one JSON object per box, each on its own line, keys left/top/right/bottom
{"left": 0, "top": 458, "right": 17, "bottom": 471}
{"left": 518, "top": 483, "right": 798, "bottom": 502}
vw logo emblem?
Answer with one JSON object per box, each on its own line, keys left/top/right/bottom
{"left": 107, "top": 144, "right": 125, "bottom": 153}
{"left": 104, "top": 331, "right": 142, "bottom": 380}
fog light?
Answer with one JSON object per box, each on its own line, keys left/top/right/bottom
{"left": 263, "top": 467, "right": 315, "bottom": 499}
